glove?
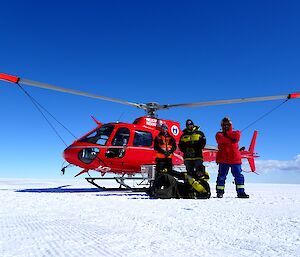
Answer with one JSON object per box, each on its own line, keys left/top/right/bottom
{"left": 185, "top": 174, "right": 193, "bottom": 183}
{"left": 164, "top": 151, "right": 171, "bottom": 157}
{"left": 196, "top": 171, "right": 204, "bottom": 178}
{"left": 183, "top": 173, "right": 189, "bottom": 182}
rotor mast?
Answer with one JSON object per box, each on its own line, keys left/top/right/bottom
{"left": 137, "top": 102, "right": 169, "bottom": 117}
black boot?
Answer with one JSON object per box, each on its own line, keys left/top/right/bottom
{"left": 217, "top": 192, "right": 224, "bottom": 198}
{"left": 216, "top": 187, "right": 224, "bottom": 198}
{"left": 237, "top": 192, "right": 249, "bottom": 198}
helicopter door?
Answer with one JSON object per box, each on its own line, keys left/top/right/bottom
{"left": 105, "top": 127, "right": 130, "bottom": 158}
{"left": 125, "top": 130, "right": 154, "bottom": 168}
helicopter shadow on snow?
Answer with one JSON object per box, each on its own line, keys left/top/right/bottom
{"left": 16, "top": 185, "right": 149, "bottom": 198}
{"left": 16, "top": 185, "right": 101, "bottom": 193}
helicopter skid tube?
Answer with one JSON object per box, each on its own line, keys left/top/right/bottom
{"left": 85, "top": 177, "right": 150, "bottom": 192}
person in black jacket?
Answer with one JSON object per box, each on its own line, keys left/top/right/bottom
{"left": 179, "top": 119, "right": 207, "bottom": 178}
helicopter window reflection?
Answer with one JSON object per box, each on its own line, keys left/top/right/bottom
{"left": 80, "top": 125, "right": 114, "bottom": 145}
{"left": 133, "top": 130, "right": 153, "bottom": 147}
{"left": 112, "top": 128, "right": 130, "bottom": 146}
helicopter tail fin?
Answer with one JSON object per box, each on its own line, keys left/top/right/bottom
{"left": 248, "top": 130, "right": 258, "bottom": 154}
{"left": 247, "top": 130, "right": 258, "bottom": 173}
{"left": 240, "top": 131, "right": 259, "bottom": 173}
{"left": 247, "top": 157, "right": 256, "bottom": 173}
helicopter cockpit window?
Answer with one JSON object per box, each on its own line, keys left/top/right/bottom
{"left": 112, "top": 127, "right": 130, "bottom": 146}
{"left": 106, "top": 127, "right": 130, "bottom": 158}
{"left": 133, "top": 130, "right": 153, "bottom": 147}
{"left": 79, "top": 125, "right": 114, "bottom": 145}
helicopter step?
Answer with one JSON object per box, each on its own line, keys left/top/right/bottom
{"left": 85, "top": 175, "right": 151, "bottom": 192}
{"left": 85, "top": 164, "right": 186, "bottom": 191}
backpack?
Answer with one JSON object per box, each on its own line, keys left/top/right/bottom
{"left": 177, "top": 174, "right": 211, "bottom": 199}
{"left": 148, "top": 173, "right": 178, "bottom": 199}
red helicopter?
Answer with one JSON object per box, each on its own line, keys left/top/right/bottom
{"left": 1, "top": 72, "right": 299, "bottom": 189}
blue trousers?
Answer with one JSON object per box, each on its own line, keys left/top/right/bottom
{"left": 216, "top": 164, "right": 245, "bottom": 194}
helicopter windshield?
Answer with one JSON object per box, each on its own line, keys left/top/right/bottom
{"left": 79, "top": 125, "right": 114, "bottom": 145}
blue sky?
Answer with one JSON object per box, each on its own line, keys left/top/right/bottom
{"left": 0, "top": 0, "right": 299, "bottom": 183}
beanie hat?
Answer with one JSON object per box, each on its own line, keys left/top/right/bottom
{"left": 186, "top": 119, "right": 194, "bottom": 127}
{"left": 221, "top": 117, "right": 232, "bottom": 126}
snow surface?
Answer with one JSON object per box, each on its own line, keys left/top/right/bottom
{"left": 0, "top": 179, "right": 299, "bottom": 257}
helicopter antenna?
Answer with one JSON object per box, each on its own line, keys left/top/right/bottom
{"left": 117, "top": 112, "right": 125, "bottom": 122}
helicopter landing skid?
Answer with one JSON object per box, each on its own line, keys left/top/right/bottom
{"left": 85, "top": 177, "right": 150, "bottom": 192}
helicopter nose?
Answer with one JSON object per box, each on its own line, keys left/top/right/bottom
{"left": 63, "top": 144, "right": 100, "bottom": 167}
{"left": 63, "top": 146, "right": 78, "bottom": 165}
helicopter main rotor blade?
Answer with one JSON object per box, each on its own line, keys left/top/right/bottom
{"left": 1, "top": 72, "right": 299, "bottom": 115}
{"left": 0, "top": 73, "right": 142, "bottom": 109}
{"left": 162, "top": 93, "right": 300, "bottom": 109}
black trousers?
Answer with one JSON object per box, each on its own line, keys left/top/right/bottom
{"left": 155, "top": 158, "right": 173, "bottom": 173}
{"left": 184, "top": 159, "right": 205, "bottom": 176}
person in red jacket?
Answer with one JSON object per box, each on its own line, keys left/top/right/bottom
{"left": 215, "top": 117, "right": 249, "bottom": 198}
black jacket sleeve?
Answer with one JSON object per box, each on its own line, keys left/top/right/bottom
{"left": 178, "top": 135, "right": 186, "bottom": 152}
{"left": 198, "top": 131, "right": 206, "bottom": 149}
